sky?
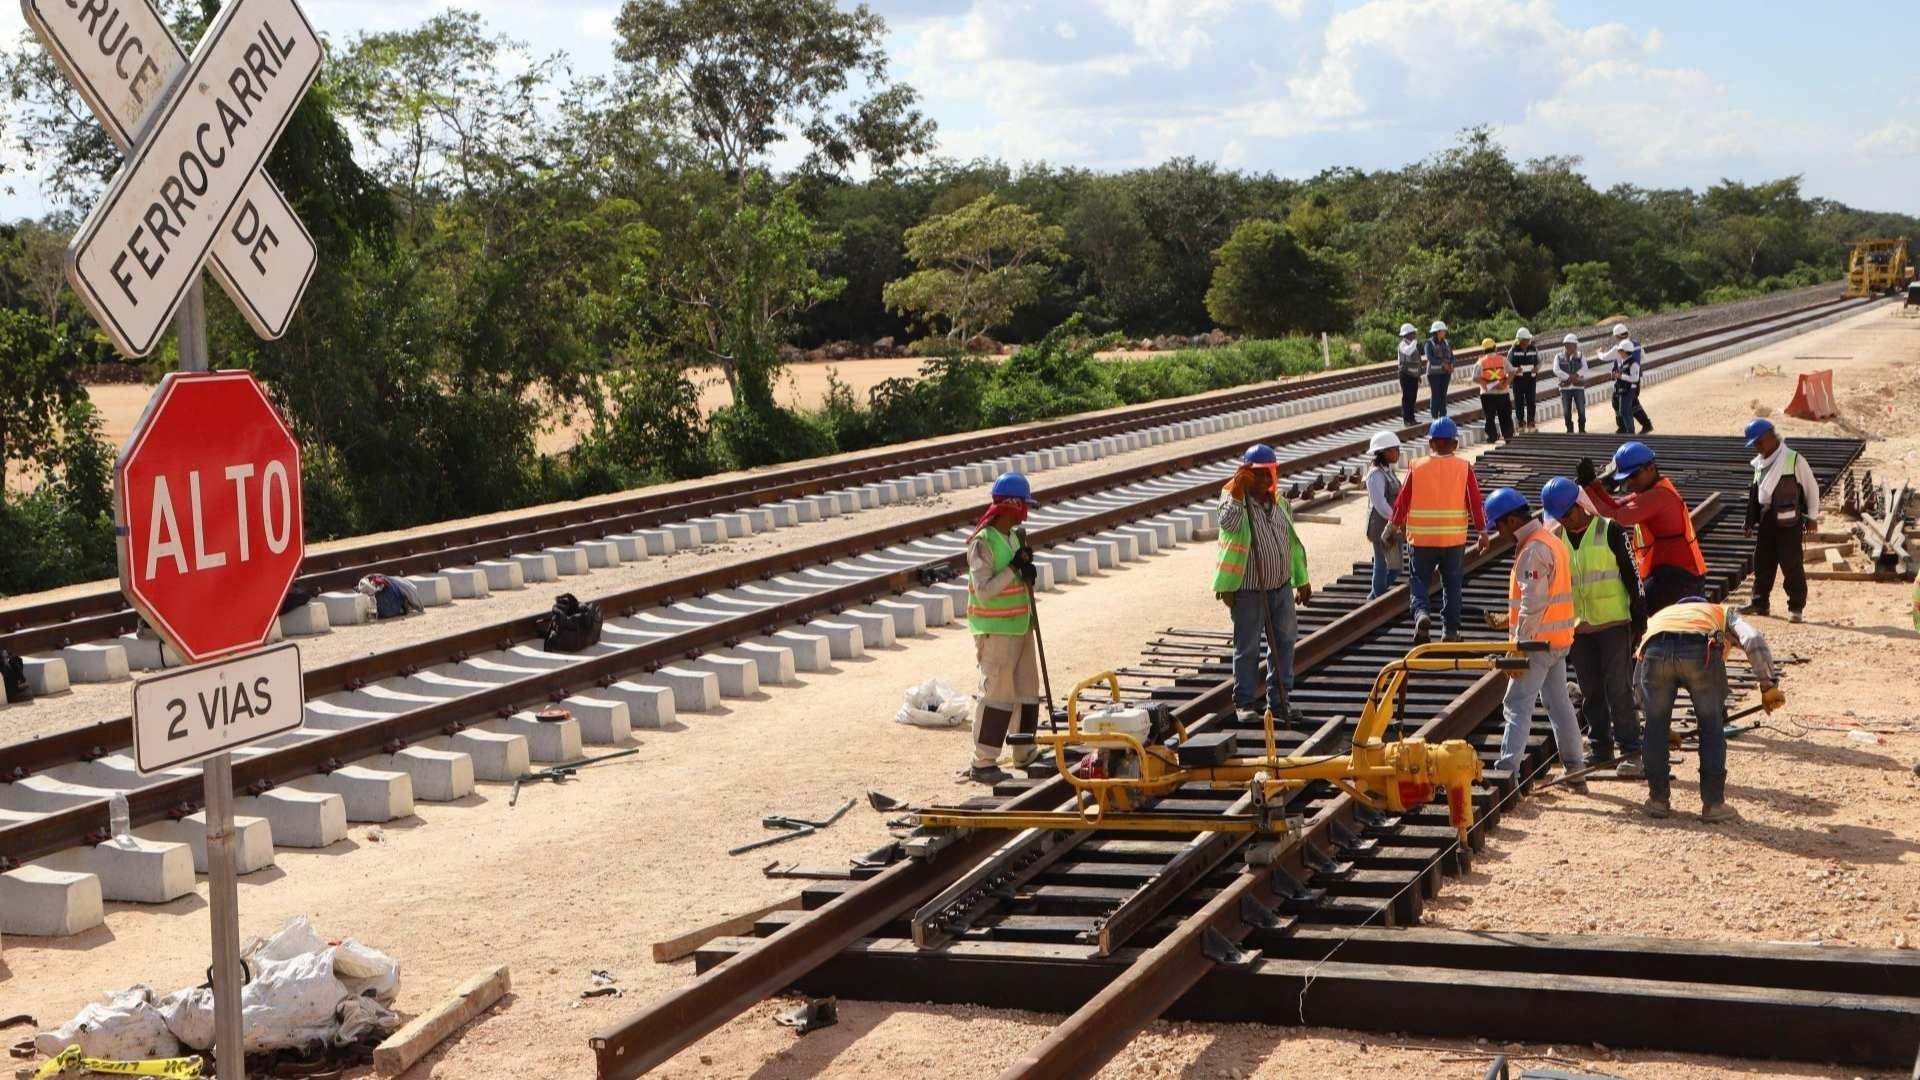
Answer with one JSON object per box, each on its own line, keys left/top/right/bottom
{"left": 4, "top": 0, "right": 1917, "bottom": 220}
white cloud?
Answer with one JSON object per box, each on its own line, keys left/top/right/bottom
{"left": 574, "top": 7, "right": 617, "bottom": 41}
{"left": 1092, "top": 0, "right": 1238, "bottom": 69}
{"left": 1856, "top": 122, "right": 1920, "bottom": 158}
{"left": 1055, "top": 20, "right": 1077, "bottom": 39}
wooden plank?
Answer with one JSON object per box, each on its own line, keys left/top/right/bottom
{"left": 652, "top": 895, "right": 804, "bottom": 963}
{"left": 1825, "top": 546, "right": 1850, "bottom": 569}
{"left": 373, "top": 965, "right": 510, "bottom": 1076}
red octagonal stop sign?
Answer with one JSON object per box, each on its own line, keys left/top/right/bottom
{"left": 115, "top": 371, "right": 303, "bottom": 665}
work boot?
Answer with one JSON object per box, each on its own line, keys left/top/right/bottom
{"left": 1642, "top": 797, "right": 1671, "bottom": 819}
{"left": 1788, "top": 610, "right": 1804, "bottom": 624}
{"left": 1235, "top": 708, "right": 1261, "bottom": 724}
{"left": 1738, "top": 601, "right": 1770, "bottom": 617}
{"left": 968, "top": 764, "right": 1011, "bottom": 785}
{"left": 1615, "top": 757, "right": 1645, "bottom": 778}
{"left": 1412, "top": 613, "right": 1431, "bottom": 645}
{"left": 1565, "top": 780, "right": 1589, "bottom": 795}
{"left": 1442, "top": 630, "right": 1462, "bottom": 644}
{"left": 969, "top": 704, "right": 1014, "bottom": 779}
{"left": 1700, "top": 802, "right": 1738, "bottom": 823}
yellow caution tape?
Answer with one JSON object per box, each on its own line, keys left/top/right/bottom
{"left": 30, "top": 1045, "right": 204, "bottom": 1078}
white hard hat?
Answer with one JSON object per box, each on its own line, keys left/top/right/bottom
{"left": 1562, "top": 333, "right": 1580, "bottom": 345}
{"left": 1368, "top": 431, "right": 1400, "bottom": 454}
{"left": 1515, "top": 327, "right": 1532, "bottom": 340}
{"left": 1398, "top": 322, "right": 1417, "bottom": 337}
{"left": 1430, "top": 320, "right": 1448, "bottom": 333}
{"left": 1612, "top": 323, "right": 1630, "bottom": 338}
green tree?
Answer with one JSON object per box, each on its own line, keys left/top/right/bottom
{"left": 883, "top": 195, "right": 1066, "bottom": 345}
{"left": 1204, "top": 219, "right": 1351, "bottom": 337}
{"left": 0, "top": 307, "right": 82, "bottom": 475}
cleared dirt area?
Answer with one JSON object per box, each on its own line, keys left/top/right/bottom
{"left": 6, "top": 302, "right": 1913, "bottom": 1080}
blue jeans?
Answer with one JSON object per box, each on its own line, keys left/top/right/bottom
{"left": 1613, "top": 382, "right": 1640, "bottom": 434}
{"left": 1634, "top": 635, "right": 1728, "bottom": 804}
{"left": 1368, "top": 538, "right": 1400, "bottom": 598}
{"left": 1230, "top": 588, "right": 1297, "bottom": 712}
{"left": 1428, "top": 370, "right": 1452, "bottom": 419}
{"left": 1408, "top": 544, "right": 1464, "bottom": 635}
{"left": 1399, "top": 372, "right": 1422, "bottom": 425}
{"left": 1560, "top": 388, "right": 1586, "bottom": 431}
{"left": 1495, "top": 647, "right": 1585, "bottom": 773}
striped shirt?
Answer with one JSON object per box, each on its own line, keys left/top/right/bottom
{"left": 1218, "top": 495, "right": 1294, "bottom": 591}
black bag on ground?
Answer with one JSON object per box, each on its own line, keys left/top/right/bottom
{"left": 544, "top": 593, "right": 603, "bottom": 653}
{"left": 0, "top": 648, "right": 30, "bottom": 702}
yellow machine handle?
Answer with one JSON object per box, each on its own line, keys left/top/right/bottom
{"left": 1064, "top": 671, "right": 1123, "bottom": 740}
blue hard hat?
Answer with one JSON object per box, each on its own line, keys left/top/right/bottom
{"left": 1540, "top": 477, "right": 1580, "bottom": 520}
{"left": 1743, "top": 417, "right": 1776, "bottom": 448}
{"left": 1428, "top": 417, "right": 1459, "bottom": 441}
{"left": 990, "top": 472, "right": 1037, "bottom": 505}
{"left": 1484, "top": 486, "right": 1529, "bottom": 524}
{"left": 1609, "top": 441, "right": 1656, "bottom": 480}
{"left": 1243, "top": 443, "right": 1278, "bottom": 465}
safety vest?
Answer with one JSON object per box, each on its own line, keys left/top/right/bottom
{"left": 1635, "top": 602, "right": 1729, "bottom": 658}
{"left": 967, "top": 527, "right": 1031, "bottom": 635}
{"left": 1478, "top": 353, "right": 1510, "bottom": 394}
{"left": 1508, "top": 529, "right": 1576, "bottom": 649}
{"left": 1213, "top": 498, "right": 1253, "bottom": 592}
{"left": 1627, "top": 478, "right": 1707, "bottom": 577}
{"left": 1404, "top": 455, "right": 1473, "bottom": 547}
{"left": 1564, "top": 520, "right": 1633, "bottom": 629}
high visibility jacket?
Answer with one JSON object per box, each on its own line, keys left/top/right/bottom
{"left": 967, "top": 527, "right": 1031, "bottom": 635}
{"left": 1477, "top": 353, "right": 1511, "bottom": 394}
{"left": 1508, "top": 529, "right": 1575, "bottom": 649}
{"left": 1636, "top": 602, "right": 1729, "bottom": 658}
{"left": 1212, "top": 494, "right": 1308, "bottom": 592}
{"left": 1404, "top": 455, "right": 1473, "bottom": 547}
{"left": 1626, "top": 478, "right": 1707, "bottom": 577}
{"left": 1565, "top": 519, "right": 1633, "bottom": 629}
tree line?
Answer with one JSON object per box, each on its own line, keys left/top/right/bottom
{"left": 2, "top": 0, "right": 1915, "bottom": 595}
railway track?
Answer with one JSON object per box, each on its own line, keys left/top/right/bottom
{"left": 0, "top": 289, "right": 1870, "bottom": 664}
{"left": 0, "top": 295, "right": 1884, "bottom": 939}
{"left": 594, "top": 435, "right": 1920, "bottom": 1077}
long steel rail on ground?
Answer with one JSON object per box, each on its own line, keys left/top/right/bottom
{"left": 0, "top": 290, "right": 1866, "bottom": 656}
{"left": 0, "top": 301, "right": 1875, "bottom": 873}
{"left": 593, "top": 435, "right": 1920, "bottom": 1077}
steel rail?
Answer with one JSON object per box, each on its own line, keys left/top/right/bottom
{"left": 0, "top": 290, "right": 1863, "bottom": 655}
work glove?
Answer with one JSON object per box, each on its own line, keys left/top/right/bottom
{"left": 1295, "top": 584, "right": 1312, "bottom": 606}
{"left": 1226, "top": 466, "right": 1255, "bottom": 501}
{"left": 1016, "top": 560, "right": 1038, "bottom": 585}
{"left": 1576, "top": 456, "right": 1598, "bottom": 487}
{"left": 1762, "top": 686, "right": 1787, "bottom": 713}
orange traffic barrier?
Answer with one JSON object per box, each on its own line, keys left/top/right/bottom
{"left": 1785, "top": 369, "right": 1837, "bottom": 420}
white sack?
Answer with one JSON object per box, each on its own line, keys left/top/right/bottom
{"left": 36, "top": 985, "right": 182, "bottom": 1060}
{"left": 893, "top": 677, "right": 973, "bottom": 728}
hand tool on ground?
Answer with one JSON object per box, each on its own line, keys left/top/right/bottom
{"left": 1014, "top": 526, "right": 1061, "bottom": 724}
{"left": 1539, "top": 702, "right": 1766, "bottom": 790}
{"left": 910, "top": 642, "right": 1531, "bottom": 845}
{"left": 508, "top": 747, "right": 641, "bottom": 807}
{"left": 727, "top": 798, "right": 856, "bottom": 855}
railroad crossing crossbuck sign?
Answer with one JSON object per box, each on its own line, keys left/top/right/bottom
{"left": 30, "top": 0, "right": 323, "bottom": 357}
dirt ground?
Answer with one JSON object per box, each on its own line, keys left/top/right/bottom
{"left": 6, "top": 304, "right": 1916, "bottom": 1080}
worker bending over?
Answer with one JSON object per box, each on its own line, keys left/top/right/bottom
{"left": 1742, "top": 418, "right": 1819, "bottom": 623}
{"left": 1475, "top": 337, "right": 1514, "bottom": 443}
{"left": 1216, "top": 444, "right": 1311, "bottom": 724}
{"left": 1604, "top": 324, "right": 1653, "bottom": 434}
{"left": 1553, "top": 334, "right": 1588, "bottom": 433}
{"left": 1387, "top": 417, "right": 1484, "bottom": 644}
{"left": 1483, "top": 487, "right": 1586, "bottom": 787}
{"left": 1543, "top": 478, "right": 1645, "bottom": 772}
{"left": 1636, "top": 598, "right": 1784, "bottom": 821}
{"left": 1509, "top": 327, "right": 1541, "bottom": 432}
{"left": 964, "top": 473, "right": 1042, "bottom": 783}
{"left": 1579, "top": 441, "right": 1707, "bottom": 612}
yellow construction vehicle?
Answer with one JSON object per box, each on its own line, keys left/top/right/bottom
{"left": 911, "top": 642, "right": 1527, "bottom": 844}
{"left": 1843, "top": 237, "right": 1912, "bottom": 298}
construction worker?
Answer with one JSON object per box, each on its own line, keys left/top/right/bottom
{"left": 1553, "top": 333, "right": 1588, "bottom": 433}
{"left": 1423, "top": 320, "right": 1455, "bottom": 420}
{"left": 1388, "top": 417, "right": 1484, "bottom": 644}
{"left": 1635, "top": 598, "right": 1785, "bottom": 821}
{"left": 1543, "top": 477, "right": 1645, "bottom": 773}
{"left": 1396, "top": 323, "right": 1423, "bottom": 426}
{"left": 965, "top": 472, "right": 1042, "bottom": 783}
{"left": 1579, "top": 442, "right": 1707, "bottom": 613}
{"left": 1475, "top": 337, "right": 1514, "bottom": 443}
{"left": 1509, "top": 328, "right": 1541, "bottom": 432}
{"left": 1605, "top": 324, "right": 1653, "bottom": 434}
{"left": 1741, "top": 418, "right": 1819, "bottom": 623}
{"left": 1364, "top": 431, "right": 1404, "bottom": 598}
{"left": 1482, "top": 487, "right": 1586, "bottom": 788}
{"left": 1217, "top": 444, "right": 1311, "bottom": 723}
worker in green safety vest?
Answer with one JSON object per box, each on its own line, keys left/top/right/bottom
{"left": 1216, "top": 444, "right": 1311, "bottom": 724}
{"left": 1740, "top": 417, "right": 1820, "bottom": 623}
{"left": 964, "top": 472, "right": 1042, "bottom": 783}
{"left": 1542, "top": 477, "right": 1648, "bottom": 774}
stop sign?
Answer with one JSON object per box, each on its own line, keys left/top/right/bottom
{"left": 115, "top": 371, "right": 304, "bottom": 665}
